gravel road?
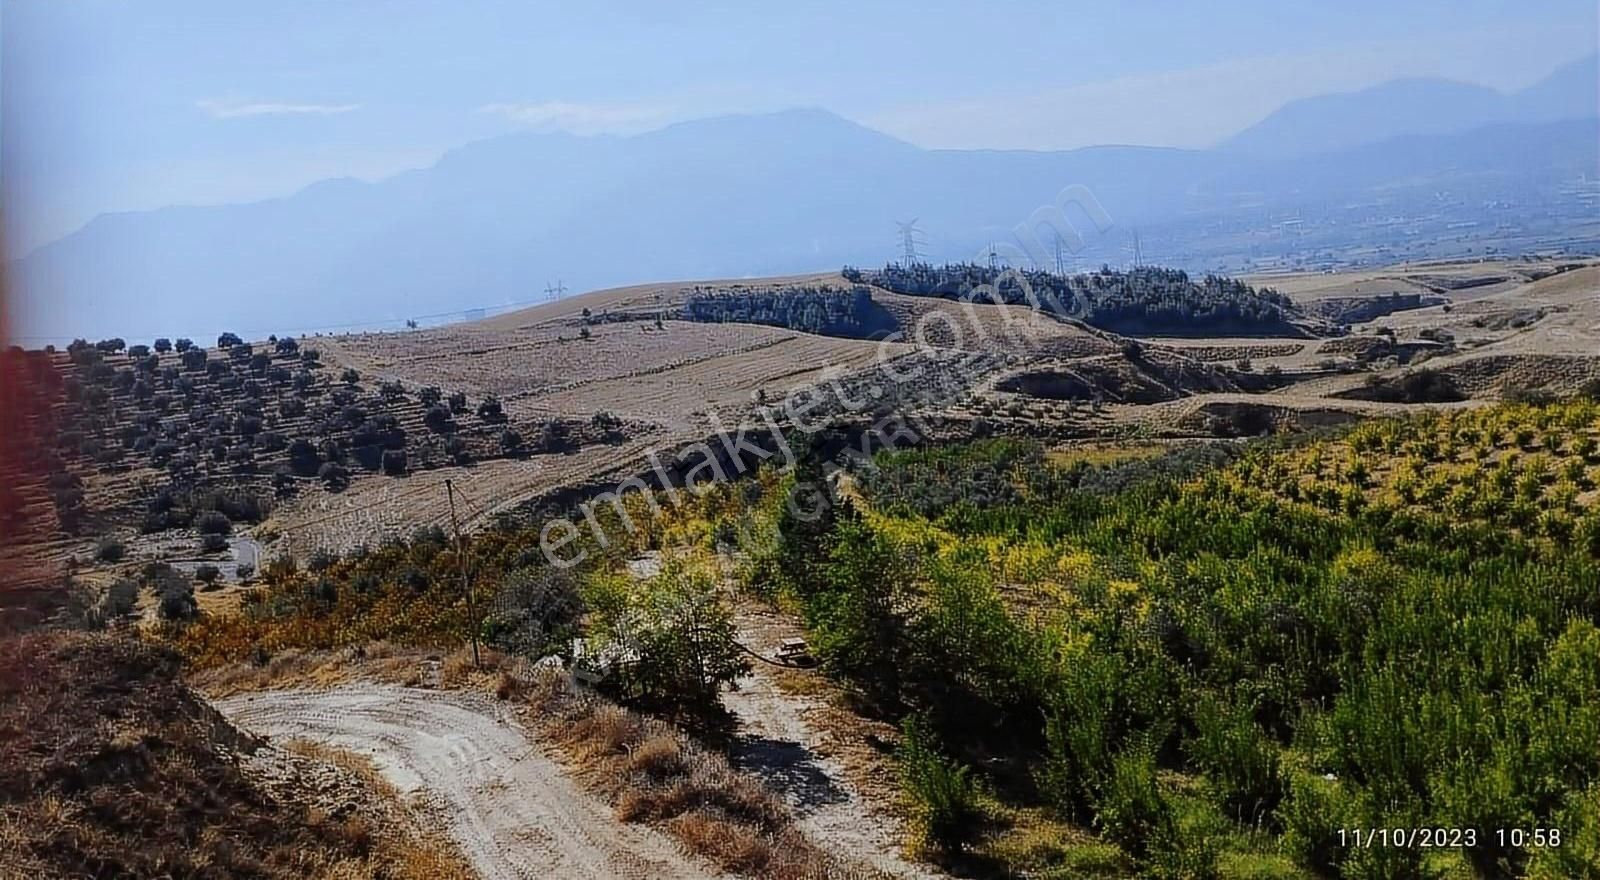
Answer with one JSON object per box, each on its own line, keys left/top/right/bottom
{"left": 215, "top": 684, "right": 718, "bottom": 880}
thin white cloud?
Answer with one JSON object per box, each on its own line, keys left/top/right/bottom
{"left": 197, "top": 98, "right": 361, "bottom": 119}
{"left": 477, "top": 100, "right": 678, "bottom": 135}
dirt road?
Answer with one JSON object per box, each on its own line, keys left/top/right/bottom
{"left": 724, "top": 608, "right": 946, "bottom": 880}
{"left": 215, "top": 684, "right": 718, "bottom": 880}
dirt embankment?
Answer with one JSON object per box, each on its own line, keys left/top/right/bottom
{"left": 216, "top": 684, "right": 722, "bottom": 880}
{"left": 0, "top": 633, "right": 468, "bottom": 879}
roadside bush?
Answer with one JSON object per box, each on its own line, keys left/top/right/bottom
{"left": 194, "top": 564, "right": 221, "bottom": 586}
{"left": 150, "top": 567, "right": 198, "bottom": 621}
{"left": 898, "top": 713, "right": 984, "bottom": 854}
{"left": 159, "top": 587, "right": 197, "bottom": 620}
{"left": 583, "top": 561, "right": 748, "bottom": 715}
{"left": 485, "top": 566, "right": 584, "bottom": 659}
{"left": 424, "top": 405, "right": 454, "bottom": 433}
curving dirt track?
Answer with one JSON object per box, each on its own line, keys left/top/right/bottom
{"left": 724, "top": 607, "right": 947, "bottom": 880}
{"left": 215, "top": 684, "right": 718, "bottom": 880}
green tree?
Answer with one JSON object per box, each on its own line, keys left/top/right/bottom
{"left": 592, "top": 560, "right": 749, "bottom": 715}
{"left": 808, "top": 512, "right": 910, "bottom": 706}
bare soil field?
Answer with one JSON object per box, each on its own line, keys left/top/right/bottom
{"left": 266, "top": 438, "right": 663, "bottom": 556}
{"left": 277, "top": 259, "right": 1595, "bottom": 543}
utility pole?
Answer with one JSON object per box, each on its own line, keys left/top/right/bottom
{"left": 545, "top": 279, "right": 568, "bottom": 302}
{"left": 444, "top": 479, "right": 481, "bottom": 669}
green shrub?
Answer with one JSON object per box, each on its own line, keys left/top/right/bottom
{"left": 1276, "top": 771, "right": 1353, "bottom": 875}
{"left": 898, "top": 713, "right": 984, "bottom": 853}
{"left": 1093, "top": 746, "right": 1173, "bottom": 860}
{"left": 1526, "top": 786, "right": 1600, "bottom": 879}
{"left": 1188, "top": 694, "right": 1283, "bottom": 827}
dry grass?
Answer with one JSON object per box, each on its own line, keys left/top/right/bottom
{"left": 520, "top": 672, "right": 885, "bottom": 880}
{"left": 283, "top": 740, "right": 401, "bottom": 800}
{"left": 278, "top": 741, "right": 475, "bottom": 880}
{"left": 436, "top": 643, "right": 520, "bottom": 688}
{"left": 188, "top": 641, "right": 438, "bottom": 697}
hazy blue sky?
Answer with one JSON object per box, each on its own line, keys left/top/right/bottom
{"left": 5, "top": 0, "right": 1596, "bottom": 251}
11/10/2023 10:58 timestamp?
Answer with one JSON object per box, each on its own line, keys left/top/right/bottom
{"left": 1336, "top": 828, "right": 1562, "bottom": 849}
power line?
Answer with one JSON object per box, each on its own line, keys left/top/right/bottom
{"left": 445, "top": 478, "right": 482, "bottom": 669}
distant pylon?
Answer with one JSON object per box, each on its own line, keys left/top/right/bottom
{"left": 545, "top": 279, "right": 568, "bottom": 301}
{"left": 1053, "top": 233, "right": 1068, "bottom": 275}
{"left": 895, "top": 219, "right": 926, "bottom": 264}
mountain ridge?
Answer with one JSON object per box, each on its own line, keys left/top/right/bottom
{"left": 13, "top": 102, "right": 1597, "bottom": 342}
{"left": 1222, "top": 52, "right": 1599, "bottom": 158}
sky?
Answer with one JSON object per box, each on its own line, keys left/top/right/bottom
{"left": 5, "top": 0, "right": 1597, "bottom": 253}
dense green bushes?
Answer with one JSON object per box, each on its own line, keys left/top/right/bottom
{"left": 757, "top": 404, "right": 1600, "bottom": 875}
{"left": 682, "top": 283, "right": 896, "bottom": 338}
{"left": 853, "top": 262, "right": 1310, "bottom": 337}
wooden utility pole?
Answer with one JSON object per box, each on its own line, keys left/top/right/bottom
{"left": 444, "top": 479, "right": 481, "bottom": 669}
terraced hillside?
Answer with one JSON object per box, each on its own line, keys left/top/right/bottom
{"left": 21, "top": 257, "right": 1597, "bottom": 591}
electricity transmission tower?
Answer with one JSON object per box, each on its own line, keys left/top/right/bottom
{"left": 895, "top": 219, "right": 926, "bottom": 265}
{"left": 545, "top": 279, "right": 568, "bottom": 301}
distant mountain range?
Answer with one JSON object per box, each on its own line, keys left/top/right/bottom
{"left": 1223, "top": 53, "right": 1598, "bottom": 158}
{"left": 13, "top": 56, "right": 1598, "bottom": 342}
